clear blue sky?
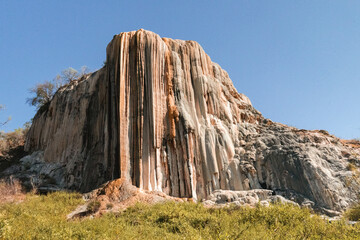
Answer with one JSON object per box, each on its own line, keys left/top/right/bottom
{"left": 1, "top": 1, "right": 359, "bottom": 139}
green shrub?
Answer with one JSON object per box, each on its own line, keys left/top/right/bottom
{"left": 87, "top": 200, "right": 101, "bottom": 213}
{"left": 345, "top": 203, "right": 360, "bottom": 221}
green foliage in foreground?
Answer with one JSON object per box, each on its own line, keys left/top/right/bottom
{"left": 345, "top": 202, "right": 360, "bottom": 221}
{"left": 0, "top": 192, "right": 360, "bottom": 239}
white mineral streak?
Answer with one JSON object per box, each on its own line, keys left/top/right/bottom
{"left": 25, "top": 29, "right": 360, "bottom": 211}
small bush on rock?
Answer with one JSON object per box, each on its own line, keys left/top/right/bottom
{"left": 87, "top": 200, "right": 101, "bottom": 213}
{"left": 346, "top": 203, "right": 360, "bottom": 221}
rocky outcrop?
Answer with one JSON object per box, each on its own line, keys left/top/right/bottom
{"left": 1, "top": 151, "right": 65, "bottom": 193}
{"left": 67, "top": 178, "right": 185, "bottom": 219}
{"left": 24, "top": 29, "right": 360, "bottom": 212}
{"left": 203, "top": 189, "right": 299, "bottom": 209}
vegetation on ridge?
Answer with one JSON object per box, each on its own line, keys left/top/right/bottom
{"left": 0, "top": 125, "right": 28, "bottom": 171}
{"left": 0, "top": 191, "right": 360, "bottom": 239}
{"left": 26, "top": 66, "right": 90, "bottom": 109}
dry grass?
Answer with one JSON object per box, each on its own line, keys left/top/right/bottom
{"left": 0, "top": 179, "right": 26, "bottom": 204}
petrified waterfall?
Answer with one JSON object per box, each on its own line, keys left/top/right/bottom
{"left": 25, "top": 29, "right": 360, "bottom": 211}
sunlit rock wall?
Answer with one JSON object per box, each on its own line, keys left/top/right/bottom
{"left": 25, "top": 29, "right": 360, "bottom": 211}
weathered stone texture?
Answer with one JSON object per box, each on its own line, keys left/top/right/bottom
{"left": 24, "top": 29, "right": 360, "bottom": 211}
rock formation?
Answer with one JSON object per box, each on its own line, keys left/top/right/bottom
{"left": 23, "top": 29, "right": 360, "bottom": 212}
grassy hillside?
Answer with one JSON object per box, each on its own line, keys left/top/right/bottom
{"left": 0, "top": 192, "right": 360, "bottom": 239}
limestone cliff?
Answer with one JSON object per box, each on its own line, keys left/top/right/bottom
{"left": 24, "top": 29, "right": 360, "bottom": 212}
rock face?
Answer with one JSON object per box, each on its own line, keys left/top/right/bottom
{"left": 1, "top": 151, "right": 65, "bottom": 193}
{"left": 203, "top": 189, "right": 299, "bottom": 209}
{"left": 67, "top": 178, "right": 185, "bottom": 219}
{"left": 24, "top": 29, "right": 360, "bottom": 212}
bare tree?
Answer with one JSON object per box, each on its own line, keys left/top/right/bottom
{"left": 53, "top": 74, "right": 66, "bottom": 89}
{"left": 61, "top": 67, "right": 79, "bottom": 83}
{"left": 80, "top": 65, "right": 90, "bottom": 76}
{"left": 26, "top": 81, "right": 55, "bottom": 109}
{"left": 27, "top": 66, "right": 91, "bottom": 109}
{"left": 0, "top": 105, "right": 11, "bottom": 128}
